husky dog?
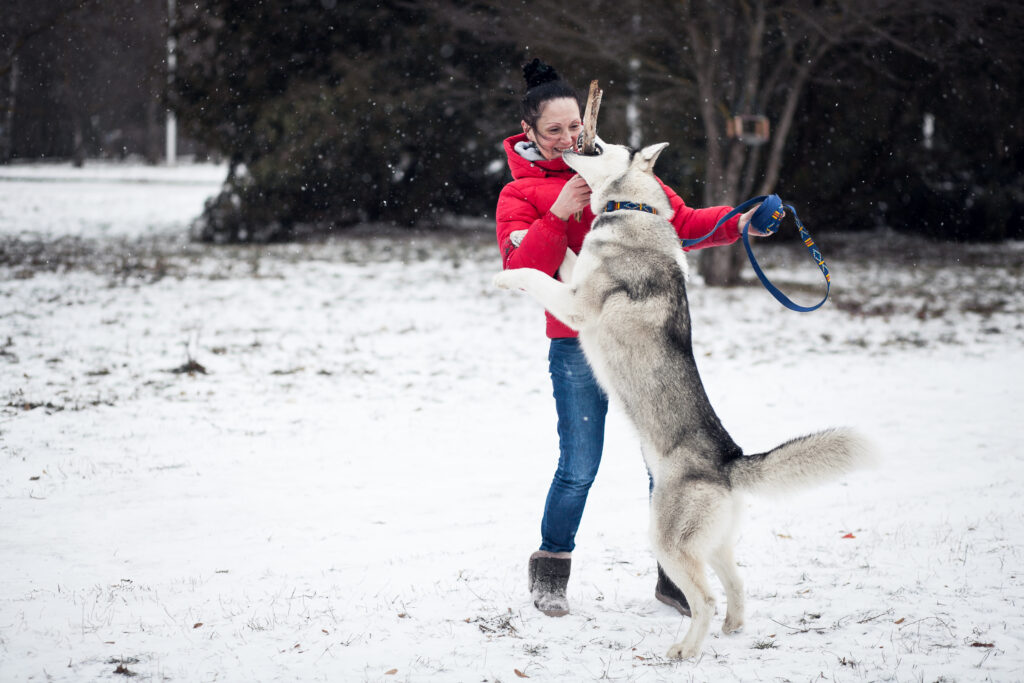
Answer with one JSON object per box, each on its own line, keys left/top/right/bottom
{"left": 493, "top": 138, "right": 872, "bottom": 660}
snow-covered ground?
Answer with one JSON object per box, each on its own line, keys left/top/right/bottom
{"left": 0, "top": 160, "right": 227, "bottom": 239}
{"left": 1, "top": 163, "right": 1022, "bottom": 682}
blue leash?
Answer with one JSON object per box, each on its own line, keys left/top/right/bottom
{"left": 680, "top": 194, "right": 831, "bottom": 312}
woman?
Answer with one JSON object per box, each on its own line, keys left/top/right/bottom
{"left": 496, "top": 59, "right": 763, "bottom": 618}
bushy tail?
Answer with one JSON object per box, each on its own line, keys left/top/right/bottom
{"left": 728, "top": 428, "right": 875, "bottom": 495}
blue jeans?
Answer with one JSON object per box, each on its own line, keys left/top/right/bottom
{"left": 540, "top": 338, "right": 609, "bottom": 553}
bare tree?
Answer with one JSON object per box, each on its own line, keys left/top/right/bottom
{"left": 675, "top": 0, "right": 983, "bottom": 283}
{"left": 438, "top": 0, "right": 999, "bottom": 284}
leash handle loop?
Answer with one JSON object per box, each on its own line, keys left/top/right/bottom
{"left": 682, "top": 194, "right": 831, "bottom": 312}
{"left": 749, "top": 193, "right": 785, "bottom": 235}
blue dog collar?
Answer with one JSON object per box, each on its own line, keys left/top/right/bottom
{"left": 605, "top": 201, "right": 658, "bottom": 215}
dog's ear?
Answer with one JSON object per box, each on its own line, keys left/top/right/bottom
{"left": 635, "top": 142, "right": 669, "bottom": 173}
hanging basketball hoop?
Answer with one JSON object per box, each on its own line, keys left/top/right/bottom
{"left": 727, "top": 114, "right": 770, "bottom": 146}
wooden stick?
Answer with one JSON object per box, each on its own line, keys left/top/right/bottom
{"left": 573, "top": 80, "right": 602, "bottom": 222}
{"left": 578, "top": 79, "right": 603, "bottom": 154}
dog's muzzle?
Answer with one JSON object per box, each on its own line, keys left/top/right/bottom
{"left": 575, "top": 132, "right": 603, "bottom": 155}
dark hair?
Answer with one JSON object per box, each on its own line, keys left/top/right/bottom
{"left": 520, "top": 58, "right": 580, "bottom": 128}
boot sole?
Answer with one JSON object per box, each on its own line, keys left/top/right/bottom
{"left": 537, "top": 606, "right": 569, "bottom": 617}
{"left": 655, "top": 590, "right": 692, "bottom": 618}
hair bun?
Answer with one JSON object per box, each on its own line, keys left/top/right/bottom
{"left": 523, "top": 58, "right": 560, "bottom": 90}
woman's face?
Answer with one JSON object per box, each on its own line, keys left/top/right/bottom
{"left": 522, "top": 97, "right": 583, "bottom": 161}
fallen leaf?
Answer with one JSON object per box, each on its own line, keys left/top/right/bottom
{"left": 894, "top": 618, "right": 905, "bottom": 624}
{"left": 321, "top": 629, "right": 329, "bottom": 635}
{"left": 776, "top": 533, "right": 792, "bottom": 539}
{"left": 970, "top": 642, "right": 994, "bottom": 648}
{"left": 842, "top": 533, "right": 856, "bottom": 539}
{"left": 514, "top": 669, "right": 529, "bottom": 679}
{"left": 193, "top": 622, "right": 203, "bottom": 629}
{"left": 384, "top": 669, "right": 398, "bottom": 675}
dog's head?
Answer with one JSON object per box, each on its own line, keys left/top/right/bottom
{"left": 563, "top": 137, "right": 671, "bottom": 217}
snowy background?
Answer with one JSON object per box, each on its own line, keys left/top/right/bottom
{"left": 1, "top": 163, "right": 1022, "bottom": 682}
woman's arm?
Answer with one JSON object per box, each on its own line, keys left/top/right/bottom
{"left": 496, "top": 184, "right": 570, "bottom": 276}
{"left": 656, "top": 178, "right": 741, "bottom": 250}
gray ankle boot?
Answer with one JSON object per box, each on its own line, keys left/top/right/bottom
{"left": 528, "top": 550, "right": 571, "bottom": 617}
{"left": 654, "top": 564, "right": 691, "bottom": 617}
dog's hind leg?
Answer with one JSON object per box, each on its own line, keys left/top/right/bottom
{"left": 493, "top": 267, "right": 584, "bottom": 329}
{"left": 709, "top": 543, "right": 745, "bottom": 634}
{"left": 660, "top": 552, "right": 715, "bottom": 660}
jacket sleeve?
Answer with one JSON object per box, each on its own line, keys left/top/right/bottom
{"left": 495, "top": 183, "right": 569, "bottom": 277}
{"left": 657, "top": 178, "right": 741, "bottom": 251}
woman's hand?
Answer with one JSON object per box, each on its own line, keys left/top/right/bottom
{"left": 738, "top": 203, "right": 783, "bottom": 237}
{"left": 549, "top": 175, "right": 592, "bottom": 221}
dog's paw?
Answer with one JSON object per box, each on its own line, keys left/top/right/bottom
{"left": 492, "top": 272, "right": 517, "bottom": 290}
{"left": 666, "top": 641, "right": 700, "bottom": 660}
{"left": 722, "top": 615, "right": 744, "bottom": 634}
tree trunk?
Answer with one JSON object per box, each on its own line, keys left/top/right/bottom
{"left": 699, "top": 235, "right": 748, "bottom": 286}
{"left": 759, "top": 58, "right": 813, "bottom": 196}
{"left": 72, "top": 116, "right": 85, "bottom": 167}
{"left": 144, "top": 85, "right": 161, "bottom": 163}
{"left": 0, "top": 55, "right": 16, "bottom": 163}
{"left": 689, "top": 3, "right": 754, "bottom": 287}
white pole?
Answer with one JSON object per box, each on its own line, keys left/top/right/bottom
{"left": 165, "top": 0, "right": 177, "bottom": 165}
{"left": 626, "top": 10, "right": 642, "bottom": 149}
{"left": 627, "top": 57, "right": 641, "bottom": 149}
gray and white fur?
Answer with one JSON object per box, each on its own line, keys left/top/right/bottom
{"left": 493, "top": 137, "right": 873, "bottom": 660}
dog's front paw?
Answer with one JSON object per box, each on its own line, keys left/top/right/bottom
{"left": 492, "top": 271, "right": 515, "bottom": 290}
{"left": 666, "top": 641, "right": 700, "bottom": 660}
{"left": 493, "top": 271, "right": 526, "bottom": 291}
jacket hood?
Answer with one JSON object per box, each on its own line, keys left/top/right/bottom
{"left": 503, "top": 133, "right": 576, "bottom": 181}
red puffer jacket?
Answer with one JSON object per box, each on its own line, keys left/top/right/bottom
{"left": 495, "top": 132, "right": 741, "bottom": 339}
